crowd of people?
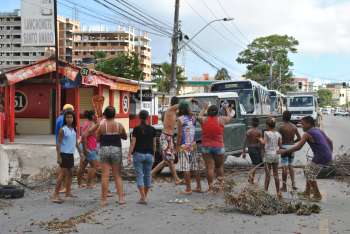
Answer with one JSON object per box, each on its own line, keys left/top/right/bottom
{"left": 51, "top": 97, "right": 333, "bottom": 206}
{"left": 243, "top": 111, "right": 332, "bottom": 201}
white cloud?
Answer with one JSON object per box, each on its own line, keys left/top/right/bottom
{"left": 145, "top": 0, "right": 350, "bottom": 55}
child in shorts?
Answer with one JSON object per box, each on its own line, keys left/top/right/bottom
{"left": 259, "top": 117, "right": 282, "bottom": 198}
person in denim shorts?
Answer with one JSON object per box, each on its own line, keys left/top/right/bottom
{"left": 198, "top": 104, "right": 233, "bottom": 192}
{"left": 128, "top": 110, "right": 156, "bottom": 204}
{"left": 77, "top": 110, "right": 99, "bottom": 188}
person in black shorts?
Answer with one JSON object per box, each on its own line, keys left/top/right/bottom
{"left": 242, "top": 118, "right": 263, "bottom": 183}
{"left": 52, "top": 110, "right": 82, "bottom": 204}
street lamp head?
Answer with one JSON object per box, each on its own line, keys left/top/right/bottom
{"left": 223, "top": 17, "right": 234, "bottom": 21}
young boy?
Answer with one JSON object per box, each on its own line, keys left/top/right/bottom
{"left": 259, "top": 117, "right": 282, "bottom": 198}
{"left": 279, "top": 111, "right": 301, "bottom": 192}
{"left": 242, "top": 117, "right": 262, "bottom": 184}
{"left": 278, "top": 116, "right": 333, "bottom": 202}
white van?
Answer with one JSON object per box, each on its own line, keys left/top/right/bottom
{"left": 287, "top": 92, "right": 319, "bottom": 126}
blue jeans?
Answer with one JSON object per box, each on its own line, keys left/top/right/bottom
{"left": 133, "top": 152, "right": 154, "bottom": 188}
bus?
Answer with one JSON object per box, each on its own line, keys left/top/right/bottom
{"left": 268, "top": 90, "right": 286, "bottom": 114}
{"left": 210, "top": 80, "right": 271, "bottom": 115}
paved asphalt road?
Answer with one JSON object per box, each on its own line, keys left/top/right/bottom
{"left": 0, "top": 116, "right": 349, "bottom": 234}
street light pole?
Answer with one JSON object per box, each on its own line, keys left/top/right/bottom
{"left": 169, "top": 13, "right": 233, "bottom": 96}
{"left": 178, "top": 18, "right": 234, "bottom": 51}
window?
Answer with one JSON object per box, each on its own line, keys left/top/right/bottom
{"left": 74, "top": 52, "right": 78, "bottom": 55}
{"left": 13, "top": 52, "right": 20, "bottom": 56}
{"left": 32, "top": 52, "right": 36, "bottom": 56}
{"left": 23, "top": 52, "right": 29, "bottom": 56}
{"left": 6, "top": 26, "right": 10, "bottom": 30}
{"left": 100, "top": 42, "right": 107, "bottom": 46}
{"left": 6, "top": 35, "right": 10, "bottom": 39}
{"left": 90, "top": 42, "right": 97, "bottom": 46}
{"left": 298, "top": 82, "right": 303, "bottom": 90}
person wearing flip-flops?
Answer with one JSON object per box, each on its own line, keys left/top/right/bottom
{"left": 176, "top": 102, "right": 202, "bottom": 195}
{"left": 128, "top": 110, "right": 157, "bottom": 204}
{"left": 52, "top": 110, "right": 83, "bottom": 203}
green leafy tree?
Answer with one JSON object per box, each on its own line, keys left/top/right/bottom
{"left": 95, "top": 52, "right": 143, "bottom": 80}
{"left": 317, "top": 89, "right": 333, "bottom": 107}
{"left": 215, "top": 68, "right": 230, "bottom": 80}
{"left": 93, "top": 51, "right": 107, "bottom": 59}
{"left": 236, "top": 34, "right": 299, "bottom": 93}
{"left": 152, "top": 63, "right": 186, "bottom": 94}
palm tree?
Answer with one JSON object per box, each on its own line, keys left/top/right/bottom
{"left": 215, "top": 67, "right": 230, "bottom": 80}
{"left": 153, "top": 63, "right": 186, "bottom": 94}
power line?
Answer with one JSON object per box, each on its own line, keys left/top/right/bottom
{"left": 92, "top": 0, "right": 172, "bottom": 36}
{"left": 60, "top": 0, "right": 170, "bottom": 37}
{"left": 186, "top": 45, "right": 220, "bottom": 70}
{"left": 201, "top": 0, "right": 246, "bottom": 48}
{"left": 114, "top": 0, "right": 173, "bottom": 30}
{"left": 216, "top": 0, "right": 250, "bottom": 43}
{"left": 190, "top": 41, "right": 243, "bottom": 75}
{"left": 184, "top": 0, "right": 245, "bottom": 50}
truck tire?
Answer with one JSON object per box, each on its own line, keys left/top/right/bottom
{"left": 0, "top": 185, "right": 25, "bottom": 199}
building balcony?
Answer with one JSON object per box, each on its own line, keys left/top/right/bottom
{"left": 0, "top": 21, "right": 21, "bottom": 26}
{"left": 0, "top": 29, "right": 21, "bottom": 34}
{"left": 74, "top": 39, "right": 133, "bottom": 43}
{"left": 1, "top": 38, "right": 21, "bottom": 44}
{"left": 73, "top": 45, "right": 130, "bottom": 51}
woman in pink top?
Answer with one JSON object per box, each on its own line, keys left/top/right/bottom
{"left": 77, "top": 110, "right": 99, "bottom": 188}
{"left": 198, "top": 104, "right": 233, "bottom": 192}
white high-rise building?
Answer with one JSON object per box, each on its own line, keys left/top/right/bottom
{"left": 0, "top": 10, "right": 47, "bottom": 70}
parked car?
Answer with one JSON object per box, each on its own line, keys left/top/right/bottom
{"left": 334, "top": 111, "right": 349, "bottom": 116}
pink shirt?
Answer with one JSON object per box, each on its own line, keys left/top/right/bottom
{"left": 81, "top": 120, "right": 97, "bottom": 151}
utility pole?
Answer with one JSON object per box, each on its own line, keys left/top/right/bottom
{"left": 169, "top": 0, "right": 180, "bottom": 97}
{"left": 54, "top": 0, "right": 61, "bottom": 117}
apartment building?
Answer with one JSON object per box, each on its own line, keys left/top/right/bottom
{"left": 57, "top": 16, "right": 80, "bottom": 63}
{"left": 326, "top": 83, "right": 350, "bottom": 106}
{"left": 73, "top": 27, "right": 152, "bottom": 80}
{"left": 0, "top": 10, "right": 46, "bottom": 70}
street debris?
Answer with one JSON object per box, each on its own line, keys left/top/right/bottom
{"left": 334, "top": 147, "right": 350, "bottom": 177}
{"left": 224, "top": 178, "right": 321, "bottom": 216}
{"left": 37, "top": 210, "right": 100, "bottom": 233}
{"left": 0, "top": 199, "right": 11, "bottom": 210}
{"left": 167, "top": 198, "right": 190, "bottom": 204}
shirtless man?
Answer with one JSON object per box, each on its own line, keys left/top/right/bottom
{"left": 151, "top": 97, "right": 182, "bottom": 185}
{"left": 242, "top": 117, "right": 262, "bottom": 184}
{"left": 278, "top": 111, "right": 301, "bottom": 191}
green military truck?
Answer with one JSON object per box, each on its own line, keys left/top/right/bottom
{"left": 153, "top": 92, "right": 282, "bottom": 166}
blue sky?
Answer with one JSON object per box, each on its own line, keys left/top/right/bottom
{"left": 2, "top": 0, "right": 350, "bottom": 83}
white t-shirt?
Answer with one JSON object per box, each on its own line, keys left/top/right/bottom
{"left": 264, "top": 130, "right": 281, "bottom": 155}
